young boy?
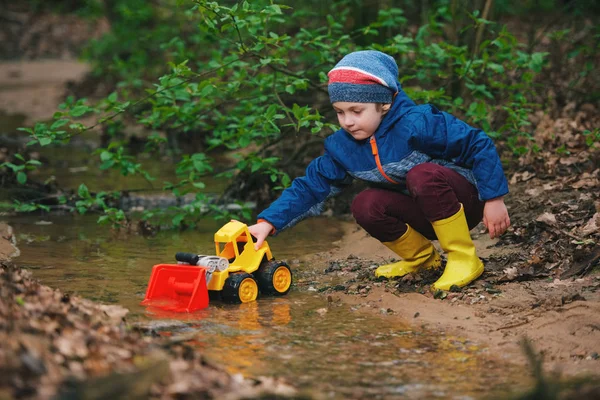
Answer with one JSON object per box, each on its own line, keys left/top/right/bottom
{"left": 249, "top": 50, "right": 510, "bottom": 290}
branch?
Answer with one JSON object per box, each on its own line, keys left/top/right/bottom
{"left": 85, "top": 57, "right": 244, "bottom": 133}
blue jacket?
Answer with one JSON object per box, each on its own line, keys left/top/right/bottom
{"left": 258, "top": 87, "right": 509, "bottom": 232}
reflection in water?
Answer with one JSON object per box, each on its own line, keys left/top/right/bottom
{"left": 146, "top": 295, "right": 523, "bottom": 399}
{"left": 7, "top": 213, "right": 526, "bottom": 399}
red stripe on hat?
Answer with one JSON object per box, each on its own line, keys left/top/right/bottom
{"left": 328, "top": 69, "right": 383, "bottom": 86}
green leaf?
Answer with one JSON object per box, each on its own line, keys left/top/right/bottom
{"left": 529, "top": 52, "right": 547, "bottom": 73}
{"left": 100, "top": 160, "right": 115, "bottom": 170}
{"left": 200, "top": 85, "right": 214, "bottom": 96}
{"left": 50, "top": 119, "right": 70, "bottom": 130}
{"left": 172, "top": 213, "right": 185, "bottom": 227}
{"left": 17, "top": 172, "right": 27, "bottom": 185}
{"left": 71, "top": 106, "right": 89, "bottom": 117}
{"left": 39, "top": 137, "right": 53, "bottom": 146}
{"left": 100, "top": 151, "right": 113, "bottom": 161}
{"left": 78, "top": 184, "right": 90, "bottom": 199}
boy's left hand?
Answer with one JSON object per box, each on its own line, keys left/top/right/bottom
{"left": 483, "top": 197, "right": 511, "bottom": 239}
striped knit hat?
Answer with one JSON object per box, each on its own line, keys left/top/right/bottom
{"left": 327, "top": 50, "right": 399, "bottom": 104}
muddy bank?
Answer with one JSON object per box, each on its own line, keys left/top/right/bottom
{"left": 308, "top": 177, "right": 600, "bottom": 379}
{"left": 0, "top": 227, "right": 300, "bottom": 400}
{"left": 317, "top": 229, "right": 600, "bottom": 376}
{"left": 0, "top": 60, "right": 90, "bottom": 125}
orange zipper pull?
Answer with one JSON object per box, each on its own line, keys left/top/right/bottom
{"left": 369, "top": 136, "right": 399, "bottom": 184}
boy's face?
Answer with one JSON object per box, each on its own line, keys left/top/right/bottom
{"left": 332, "top": 102, "right": 389, "bottom": 140}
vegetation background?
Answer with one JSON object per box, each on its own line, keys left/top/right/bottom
{"left": 0, "top": 2, "right": 599, "bottom": 399}
{"left": 1, "top": 0, "right": 598, "bottom": 229}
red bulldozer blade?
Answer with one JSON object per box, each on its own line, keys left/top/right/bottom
{"left": 141, "top": 264, "right": 209, "bottom": 312}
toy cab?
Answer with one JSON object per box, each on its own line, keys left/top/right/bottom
{"left": 209, "top": 220, "right": 292, "bottom": 303}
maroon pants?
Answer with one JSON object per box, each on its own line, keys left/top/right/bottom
{"left": 351, "top": 163, "right": 485, "bottom": 242}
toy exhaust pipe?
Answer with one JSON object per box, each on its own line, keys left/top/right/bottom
{"left": 175, "top": 252, "right": 229, "bottom": 284}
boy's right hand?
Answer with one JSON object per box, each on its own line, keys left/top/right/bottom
{"left": 248, "top": 221, "right": 275, "bottom": 250}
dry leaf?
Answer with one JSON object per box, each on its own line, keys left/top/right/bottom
{"left": 580, "top": 212, "right": 600, "bottom": 236}
{"left": 54, "top": 332, "right": 89, "bottom": 358}
{"left": 529, "top": 255, "right": 543, "bottom": 265}
{"left": 543, "top": 182, "right": 561, "bottom": 191}
{"left": 509, "top": 171, "right": 536, "bottom": 185}
{"left": 502, "top": 267, "right": 519, "bottom": 281}
{"left": 559, "top": 156, "right": 579, "bottom": 166}
{"left": 536, "top": 212, "right": 557, "bottom": 225}
{"left": 98, "top": 304, "right": 129, "bottom": 322}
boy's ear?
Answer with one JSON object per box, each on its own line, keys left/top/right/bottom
{"left": 382, "top": 103, "right": 391, "bottom": 115}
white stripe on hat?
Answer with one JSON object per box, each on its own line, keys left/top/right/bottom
{"left": 328, "top": 66, "right": 389, "bottom": 87}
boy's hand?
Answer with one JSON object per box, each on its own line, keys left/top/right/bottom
{"left": 483, "top": 197, "right": 510, "bottom": 239}
{"left": 248, "top": 221, "right": 275, "bottom": 250}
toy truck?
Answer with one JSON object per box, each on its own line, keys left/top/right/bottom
{"left": 142, "top": 220, "right": 292, "bottom": 311}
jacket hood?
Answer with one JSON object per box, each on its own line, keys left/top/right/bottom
{"left": 376, "top": 83, "right": 416, "bottom": 135}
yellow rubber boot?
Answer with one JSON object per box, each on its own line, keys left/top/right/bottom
{"left": 431, "top": 204, "right": 484, "bottom": 290}
{"left": 375, "top": 225, "right": 441, "bottom": 279}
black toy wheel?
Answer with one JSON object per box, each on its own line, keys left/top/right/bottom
{"left": 222, "top": 272, "right": 259, "bottom": 303}
{"left": 256, "top": 260, "right": 292, "bottom": 296}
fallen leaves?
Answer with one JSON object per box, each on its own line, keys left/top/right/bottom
{"left": 0, "top": 265, "right": 298, "bottom": 399}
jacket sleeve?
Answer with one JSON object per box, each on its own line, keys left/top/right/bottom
{"left": 408, "top": 105, "right": 509, "bottom": 201}
{"left": 257, "top": 150, "right": 352, "bottom": 232}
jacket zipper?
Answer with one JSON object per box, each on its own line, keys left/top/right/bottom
{"left": 369, "top": 136, "right": 399, "bottom": 184}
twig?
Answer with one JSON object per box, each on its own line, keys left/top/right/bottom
{"left": 230, "top": 11, "right": 248, "bottom": 54}
{"left": 496, "top": 318, "right": 531, "bottom": 330}
{"left": 272, "top": 71, "right": 296, "bottom": 131}
{"left": 472, "top": 0, "right": 493, "bottom": 57}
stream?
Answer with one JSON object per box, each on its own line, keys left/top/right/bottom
{"left": 6, "top": 212, "right": 527, "bottom": 399}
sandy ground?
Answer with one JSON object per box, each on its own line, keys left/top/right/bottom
{"left": 0, "top": 60, "right": 90, "bottom": 123}
{"left": 317, "top": 222, "right": 600, "bottom": 377}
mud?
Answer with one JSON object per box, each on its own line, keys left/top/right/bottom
{"left": 308, "top": 175, "right": 600, "bottom": 378}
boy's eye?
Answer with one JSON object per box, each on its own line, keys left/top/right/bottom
{"left": 353, "top": 110, "right": 362, "bottom": 114}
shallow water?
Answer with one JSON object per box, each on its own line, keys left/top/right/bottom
{"left": 6, "top": 212, "right": 528, "bottom": 399}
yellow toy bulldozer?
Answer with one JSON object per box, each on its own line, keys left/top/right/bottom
{"left": 142, "top": 220, "right": 292, "bottom": 309}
